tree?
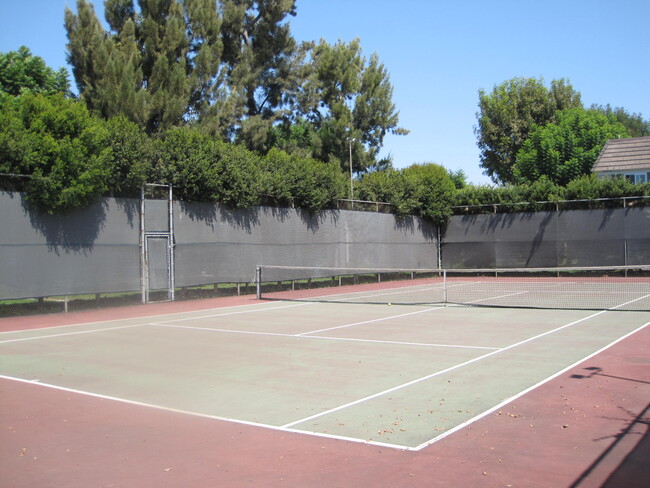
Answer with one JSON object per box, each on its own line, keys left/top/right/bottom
{"left": 0, "top": 46, "right": 70, "bottom": 96}
{"left": 514, "top": 108, "right": 628, "bottom": 186}
{"left": 475, "top": 77, "right": 582, "bottom": 184}
{"left": 65, "top": 0, "right": 222, "bottom": 133}
{"left": 103, "top": 115, "right": 155, "bottom": 196}
{"left": 591, "top": 104, "right": 650, "bottom": 138}
{"left": 65, "top": 0, "right": 304, "bottom": 139}
{"left": 447, "top": 168, "right": 467, "bottom": 189}
{"left": 297, "top": 39, "right": 407, "bottom": 173}
{"left": 212, "top": 0, "right": 308, "bottom": 148}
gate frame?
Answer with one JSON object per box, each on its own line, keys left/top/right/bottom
{"left": 140, "top": 184, "right": 175, "bottom": 304}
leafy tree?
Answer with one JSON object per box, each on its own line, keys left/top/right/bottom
{"left": 0, "top": 46, "right": 70, "bottom": 96}
{"left": 267, "top": 118, "right": 322, "bottom": 159}
{"left": 475, "top": 77, "right": 582, "bottom": 184}
{"left": 356, "top": 169, "right": 402, "bottom": 204}
{"left": 0, "top": 92, "right": 111, "bottom": 211}
{"left": 591, "top": 104, "right": 650, "bottom": 137}
{"left": 297, "top": 39, "right": 407, "bottom": 173}
{"left": 398, "top": 164, "right": 456, "bottom": 224}
{"left": 65, "top": 0, "right": 305, "bottom": 140}
{"left": 447, "top": 168, "right": 467, "bottom": 189}
{"left": 514, "top": 108, "right": 628, "bottom": 186}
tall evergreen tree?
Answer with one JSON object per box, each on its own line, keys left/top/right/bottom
{"left": 204, "top": 0, "right": 306, "bottom": 148}
{"left": 298, "top": 39, "right": 407, "bottom": 173}
{"left": 65, "top": 0, "right": 222, "bottom": 133}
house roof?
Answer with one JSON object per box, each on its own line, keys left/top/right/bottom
{"left": 593, "top": 136, "right": 650, "bottom": 173}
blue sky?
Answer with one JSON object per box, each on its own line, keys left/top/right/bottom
{"left": 1, "top": 0, "right": 649, "bottom": 184}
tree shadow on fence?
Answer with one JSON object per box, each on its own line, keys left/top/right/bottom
{"left": 23, "top": 196, "right": 108, "bottom": 256}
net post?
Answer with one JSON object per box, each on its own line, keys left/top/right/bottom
{"left": 255, "top": 266, "right": 262, "bottom": 300}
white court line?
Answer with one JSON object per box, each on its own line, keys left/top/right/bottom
{"left": 268, "top": 280, "right": 446, "bottom": 304}
{"left": 463, "top": 290, "right": 530, "bottom": 305}
{"left": 296, "top": 306, "right": 445, "bottom": 336}
{"left": 0, "top": 324, "right": 146, "bottom": 344}
{"left": 2, "top": 313, "right": 648, "bottom": 451}
{"left": 305, "top": 335, "right": 499, "bottom": 350}
{"left": 281, "top": 307, "right": 613, "bottom": 429}
{"left": 0, "top": 300, "right": 303, "bottom": 337}
{"left": 0, "top": 303, "right": 313, "bottom": 344}
{"left": 150, "top": 322, "right": 498, "bottom": 350}
{"left": 0, "top": 373, "right": 410, "bottom": 451}
{"left": 155, "top": 301, "right": 314, "bottom": 324}
{"left": 412, "top": 319, "right": 650, "bottom": 450}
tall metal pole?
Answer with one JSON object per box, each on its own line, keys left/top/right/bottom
{"left": 140, "top": 186, "right": 147, "bottom": 304}
{"left": 168, "top": 183, "right": 175, "bottom": 302}
{"left": 348, "top": 138, "right": 355, "bottom": 205}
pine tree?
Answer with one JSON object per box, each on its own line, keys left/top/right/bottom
{"left": 65, "top": 0, "right": 222, "bottom": 133}
{"left": 298, "top": 39, "right": 407, "bottom": 173}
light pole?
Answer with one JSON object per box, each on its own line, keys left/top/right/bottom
{"left": 348, "top": 137, "right": 356, "bottom": 203}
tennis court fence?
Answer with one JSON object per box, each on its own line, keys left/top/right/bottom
{"left": 255, "top": 264, "right": 650, "bottom": 312}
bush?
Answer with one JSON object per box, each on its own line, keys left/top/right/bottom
{"left": 0, "top": 92, "right": 111, "bottom": 212}
{"left": 157, "top": 127, "right": 262, "bottom": 207}
{"left": 357, "top": 163, "right": 455, "bottom": 225}
{"left": 260, "top": 148, "right": 346, "bottom": 211}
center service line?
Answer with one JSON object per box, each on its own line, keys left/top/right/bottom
{"left": 281, "top": 308, "right": 610, "bottom": 429}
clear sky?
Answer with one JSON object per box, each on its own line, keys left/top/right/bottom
{"left": 1, "top": 0, "right": 649, "bottom": 184}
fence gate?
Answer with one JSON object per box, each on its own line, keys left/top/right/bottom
{"left": 140, "top": 184, "right": 175, "bottom": 303}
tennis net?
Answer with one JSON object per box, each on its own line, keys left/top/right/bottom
{"left": 255, "top": 265, "right": 650, "bottom": 311}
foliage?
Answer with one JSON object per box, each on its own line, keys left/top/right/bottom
{"left": 591, "top": 104, "right": 650, "bottom": 138}
{"left": 564, "top": 174, "right": 650, "bottom": 201}
{"left": 453, "top": 175, "right": 650, "bottom": 213}
{"left": 259, "top": 148, "right": 347, "bottom": 211}
{"left": 398, "top": 164, "right": 456, "bottom": 223}
{"left": 156, "top": 126, "right": 261, "bottom": 207}
{"left": 103, "top": 116, "right": 155, "bottom": 196}
{"left": 356, "top": 169, "right": 402, "bottom": 204}
{"left": 447, "top": 168, "right": 467, "bottom": 189}
{"left": 65, "top": 0, "right": 213, "bottom": 133}
{"left": 64, "top": 2, "right": 404, "bottom": 171}
{"left": 0, "top": 92, "right": 110, "bottom": 212}
{"left": 514, "top": 108, "right": 628, "bottom": 186}
{"left": 0, "top": 46, "right": 70, "bottom": 96}
{"left": 357, "top": 163, "right": 455, "bottom": 225}
{"left": 217, "top": 0, "right": 308, "bottom": 147}
{"left": 296, "top": 39, "right": 408, "bottom": 173}
{"left": 475, "top": 77, "right": 582, "bottom": 184}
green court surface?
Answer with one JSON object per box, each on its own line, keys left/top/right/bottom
{"left": 1, "top": 298, "right": 648, "bottom": 450}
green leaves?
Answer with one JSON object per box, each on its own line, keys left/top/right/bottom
{"left": 0, "top": 92, "right": 111, "bottom": 212}
{"left": 357, "top": 163, "right": 455, "bottom": 225}
{"left": 155, "top": 128, "right": 345, "bottom": 211}
{"left": 514, "top": 108, "right": 628, "bottom": 186}
{"left": 259, "top": 148, "right": 347, "bottom": 211}
{"left": 0, "top": 46, "right": 70, "bottom": 96}
{"left": 476, "top": 77, "right": 582, "bottom": 184}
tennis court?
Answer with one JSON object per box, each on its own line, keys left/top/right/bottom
{"left": 1, "top": 270, "right": 648, "bottom": 456}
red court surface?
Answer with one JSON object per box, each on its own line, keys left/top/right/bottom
{"left": 1, "top": 294, "right": 648, "bottom": 488}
